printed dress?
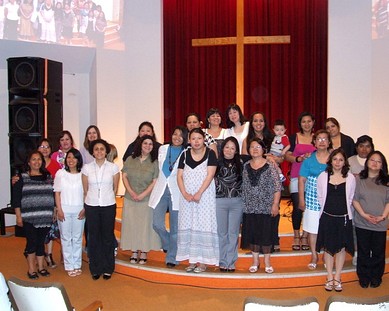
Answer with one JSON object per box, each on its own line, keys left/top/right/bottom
{"left": 176, "top": 149, "right": 219, "bottom": 265}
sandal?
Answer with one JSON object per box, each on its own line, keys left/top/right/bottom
{"left": 74, "top": 269, "right": 82, "bottom": 276}
{"left": 130, "top": 251, "right": 138, "bottom": 264}
{"left": 27, "top": 271, "right": 39, "bottom": 280}
{"left": 292, "top": 236, "right": 301, "bottom": 251}
{"left": 249, "top": 265, "right": 259, "bottom": 273}
{"left": 67, "top": 270, "right": 77, "bottom": 277}
{"left": 265, "top": 266, "right": 274, "bottom": 274}
{"left": 138, "top": 252, "right": 147, "bottom": 265}
{"left": 300, "top": 236, "right": 310, "bottom": 251}
{"left": 325, "top": 279, "right": 333, "bottom": 291}
{"left": 185, "top": 264, "right": 197, "bottom": 273}
{"left": 307, "top": 262, "right": 317, "bottom": 270}
{"left": 38, "top": 269, "right": 51, "bottom": 277}
{"left": 194, "top": 265, "right": 207, "bottom": 273}
{"left": 333, "top": 279, "right": 342, "bottom": 292}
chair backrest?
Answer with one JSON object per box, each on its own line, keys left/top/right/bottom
{"left": 7, "top": 277, "right": 73, "bottom": 311}
{"left": 324, "top": 295, "right": 389, "bottom": 311}
{"left": 243, "top": 296, "right": 319, "bottom": 311}
{"left": 0, "top": 273, "right": 12, "bottom": 311}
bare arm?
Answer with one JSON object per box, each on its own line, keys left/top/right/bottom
{"left": 241, "top": 139, "right": 248, "bottom": 155}
{"left": 55, "top": 192, "right": 65, "bottom": 221}
{"left": 137, "top": 179, "right": 157, "bottom": 201}
{"left": 15, "top": 207, "right": 22, "bottom": 227}
{"left": 298, "top": 176, "right": 306, "bottom": 211}
{"left": 122, "top": 172, "right": 138, "bottom": 201}
{"left": 113, "top": 172, "right": 120, "bottom": 194}
{"left": 82, "top": 174, "right": 89, "bottom": 200}
{"left": 271, "top": 191, "right": 281, "bottom": 217}
{"left": 177, "top": 168, "right": 193, "bottom": 202}
{"left": 193, "top": 165, "right": 217, "bottom": 203}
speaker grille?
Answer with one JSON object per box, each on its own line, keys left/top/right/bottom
{"left": 14, "top": 62, "right": 36, "bottom": 88}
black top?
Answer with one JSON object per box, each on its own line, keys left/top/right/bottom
{"left": 323, "top": 182, "right": 347, "bottom": 215}
{"left": 178, "top": 148, "right": 217, "bottom": 169}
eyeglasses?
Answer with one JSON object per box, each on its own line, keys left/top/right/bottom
{"left": 38, "top": 145, "right": 50, "bottom": 149}
{"left": 316, "top": 138, "right": 328, "bottom": 142}
{"left": 250, "top": 145, "right": 263, "bottom": 149}
{"left": 369, "top": 159, "right": 382, "bottom": 164}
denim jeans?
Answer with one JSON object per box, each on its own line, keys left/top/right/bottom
{"left": 152, "top": 186, "right": 178, "bottom": 265}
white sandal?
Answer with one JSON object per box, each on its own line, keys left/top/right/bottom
{"left": 249, "top": 265, "right": 259, "bottom": 273}
{"left": 265, "top": 266, "right": 274, "bottom": 274}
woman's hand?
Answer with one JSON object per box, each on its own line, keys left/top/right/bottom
{"left": 193, "top": 192, "right": 202, "bottom": 203}
{"left": 57, "top": 209, "right": 65, "bottom": 221}
{"left": 78, "top": 209, "right": 85, "bottom": 220}
{"left": 16, "top": 216, "right": 23, "bottom": 227}
{"left": 271, "top": 203, "right": 279, "bottom": 217}
{"left": 298, "top": 200, "right": 306, "bottom": 211}
{"left": 183, "top": 192, "right": 194, "bottom": 202}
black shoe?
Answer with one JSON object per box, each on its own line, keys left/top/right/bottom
{"left": 92, "top": 274, "right": 100, "bottom": 280}
{"left": 27, "top": 271, "right": 39, "bottom": 280}
{"left": 227, "top": 268, "right": 236, "bottom": 272}
{"left": 359, "top": 280, "right": 369, "bottom": 288}
{"left": 370, "top": 279, "right": 382, "bottom": 288}
{"left": 219, "top": 267, "right": 227, "bottom": 272}
{"left": 38, "top": 269, "right": 50, "bottom": 277}
{"left": 103, "top": 273, "right": 112, "bottom": 280}
{"left": 166, "top": 263, "right": 176, "bottom": 268}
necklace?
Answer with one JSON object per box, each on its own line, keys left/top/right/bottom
{"left": 168, "top": 146, "right": 183, "bottom": 172}
{"left": 95, "top": 162, "right": 106, "bottom": 199}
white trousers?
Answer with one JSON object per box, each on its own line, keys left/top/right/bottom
{"left": 58, "top": 212, "right": 85, "bottom": 271}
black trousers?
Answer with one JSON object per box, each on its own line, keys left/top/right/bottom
{"left": 24, "top": 222, "right": 50, "bottom": 256}
{"left": 291, "top": 192, "right": 303, "bottom": 231}
{"left": 85, "top": 204, "right": 116, "bottom": 275}
{"left": 355, "top": 226, "right": 387, "bottom": 283}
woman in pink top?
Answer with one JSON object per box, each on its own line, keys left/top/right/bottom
{"left": 285, "top": 112, "right": 316, "bottom": 251}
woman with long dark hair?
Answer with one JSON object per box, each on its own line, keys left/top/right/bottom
{"left": 353, "top": 151, "right": 389, "bottom": 288}
{"left": 149, "top": 126, "right": 187, "bottom": 268}
{"left": 13, "top": 150, "right": 55, "bottom": 279}
{"left": 316, "top": 148, "right": 356, "bottom": 292}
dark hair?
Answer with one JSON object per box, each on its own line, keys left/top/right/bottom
{"left": 226, "top": 104, "right": 246, "bottom": 128}
{"left": 298, "top": 112, "right": 315, "bottom": 133}
{"left": 359, "top": 151, "right": 389, "bottom": 186}
{"left": 58, "top": 130, "right": 74, "bottom": 149}
{"left": 171, "top": 126, "right": 188, "bottom": 146}
{"left": 137, "top": 121, "right": 156, "bottom": 138}
{"left": 25, "top": 150, "right": 50, "bottom": 179}
{"left": 355, "top": 135, "right": 374, "bottom": 150}
{"left": 189, "top": 127, "right": 206, "bottom": 139}
{"left": 83, "top": 125, "right": 101, "bottom": 149}
{"left": 64, "top": 148, "right": 83, "bottom": 172}
{"left": 247, "top": 137, "right": 267, "bottom": 155}
{"left": 312, "top": 129, "right": 332, "bottom": 149}
{"left": 37, "top": 138, "right": 53, "bottom": 156}
{"left": 132, "top": 135, "right": 158, "bottom": 162}
{"left": 325, "top": 117, "right": 340, "bottom": 129}
{"left": 89, "top": 139, "right": 111, "bottom": 156}
{"left": 246, "top": 112, "right": 273, "bottom": 151}
{"left": 185, "top": 112, "right": 201, "bottom": 124}
{"left": 218, "top": 136, "right": 242, "bottom": 176}
{"left": 326, "top": 148, "right": 349, "bottom": 177}
{"left": 274, "top": 119, "right": 286, "bottom": 127}
{"left": 205, "top": 108, "right": 222, "bottom": 128}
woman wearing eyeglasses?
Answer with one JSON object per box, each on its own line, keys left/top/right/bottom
{"left": 352, "top": 151, "right": 389, "bottom": 288}
{"left": 298, "top": 129, "right": 331, "bottom": 270}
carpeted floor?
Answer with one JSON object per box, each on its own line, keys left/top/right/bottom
{"left": 1, "top": 200, "right": 388, "bottom": 311}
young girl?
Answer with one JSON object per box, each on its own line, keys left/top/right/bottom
{"left": 316, "top": 148, "right": 356, "bottom": 292}
{"left": 241, "top": 138, "right": 281, "bottom": 274}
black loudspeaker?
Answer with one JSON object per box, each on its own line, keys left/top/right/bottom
{"left": 8, "top": 57, "right": 63, "bottom": 171}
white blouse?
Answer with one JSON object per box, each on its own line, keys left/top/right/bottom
{"left": 54, "top": 169, "right": 84, "bottom": 214}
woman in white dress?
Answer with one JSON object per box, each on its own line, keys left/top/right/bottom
{"left": 176, "top": 128, "right": 218, "bottom": 273}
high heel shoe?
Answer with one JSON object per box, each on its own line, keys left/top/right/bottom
{"left": 292, "top": 236, "right": 301, "bottom": 251}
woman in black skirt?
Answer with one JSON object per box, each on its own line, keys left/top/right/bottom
{"left": 316, "top": 148, "right": 356, "bottom": 292}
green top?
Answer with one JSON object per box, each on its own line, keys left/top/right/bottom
{"left": 122, "top": 155, "right": 159, "bottom": 202}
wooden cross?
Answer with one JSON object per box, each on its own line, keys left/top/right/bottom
{"left": 192, "top": 0, "right": 290, "bottom": 113}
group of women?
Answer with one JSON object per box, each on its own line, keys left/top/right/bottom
{"left": 284, "top": 112, "right": 388, "bottom": 291}
{"left": 13, "top": 126, "right": 120, "bottom": 281}
{"left": 12, "top": 107, "right": 388, "bottom": 289}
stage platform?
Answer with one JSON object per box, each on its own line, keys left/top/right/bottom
{"left": 110, "top": 197, "right": 389, "bottom": 289}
